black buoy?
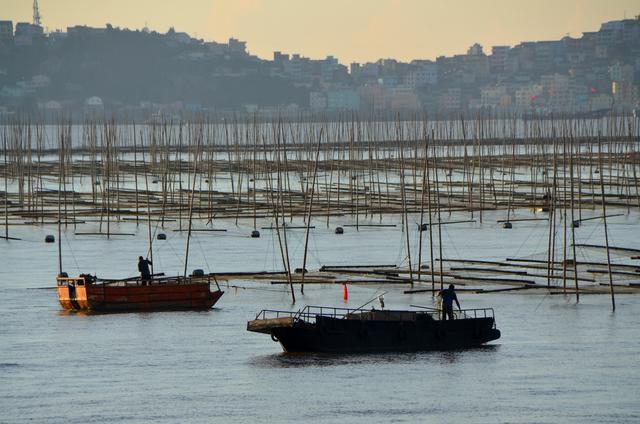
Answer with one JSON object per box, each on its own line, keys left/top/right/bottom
{"left": 335, "top": 227, "right": 344, "bottom": 234}
{"left": 191, "top": 269, "right": 205, "bottom": 277}
{"left": 45, "top": 234, "right": 55, "bottom": 243}
{"left": 502, "top": 222, "right": 513, "bottom": 229}
{"left": 418, "top": 223, "right": 429, "bottom": 232}
{"left": 157, "top": 233, "right": 167, "bottom": 240}
{"left": 572, "top": 220, "right": 580, "bottom": 228}
{"left": 251, "top": 230, "right": 260, "bottom": 238}
{"left": 294, "top": 268, "right": 308, "bottom": 274}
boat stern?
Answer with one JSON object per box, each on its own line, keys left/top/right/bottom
{"left": 56, "top": 276, "right": 89, "bottom": 310}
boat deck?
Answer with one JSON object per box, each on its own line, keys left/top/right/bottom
{"left": 248, "top": 305, "right": 497, "bottom": 333}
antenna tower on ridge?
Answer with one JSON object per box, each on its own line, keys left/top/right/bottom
{"left": 33, "top": 0, "right": 42, "bottom": 26}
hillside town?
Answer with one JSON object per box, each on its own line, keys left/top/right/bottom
{"left": 0, "top": 14, "right": 639, "bottom": 117}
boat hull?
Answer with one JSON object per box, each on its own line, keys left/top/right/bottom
{"left": 270, "top": 315, "right": 500, "bottom": 353}
{"left": 57, "top": 281, "right": 223, "bottom": 312}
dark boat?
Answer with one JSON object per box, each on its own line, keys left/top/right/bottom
{"left": 56, "top": 273, "right": 224, "bottom": 312}
{"left": 247, "top": 305, "right": 500, "bottom": 353}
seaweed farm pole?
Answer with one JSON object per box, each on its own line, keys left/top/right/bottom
{"left": 477, "top": 118, "right": 484, "bottom": 224}
{"left": 398, "top": 120, "right": 413, "bottom": 282}
{"left": 416, "top": 132, "right": 428, "bottom": 282}
{"left": 273, "top": 124, "right": 295, "bottom": 303}
{"left": 432, "top": 139, "right": 444, "bottom": 290}
{"left": 133, "top": 125, "right": 139, "bottom": 225}
{"left": 426, "top": 131, "right": 436, "bottom": 294}
{"left": 3, "top": 127, "right": 8, "bottom": 240}
{"left": 300, "top": 128, "right": 323, "bottom": 294}
{"left": 278, "top": 124, "right": 294, "bottom": 293}
{"left": 183, "top": 135, "right": 201, "bottom": 278}
{"left": 569, "top": 133, "right": 579, "bottom": 302}
{"left": 326, "top": 139, "right": 335, "bottom": 228}
{"left": 546, "top": 136, "right": 558, "bottom": 287}
{"left": 598, "top": 134, "right": 615, "bottom": 311}
{"left": 57, "top": 124, "right": 64, "bottom": 275}
{"left": 142, "top": 147, "right": 154, "bottom": 278}
{"left": 562, "top": 133, "right": 568, "bottom": 293}
{"left": 252, "top": 119, "right": 258, "bottom": 231}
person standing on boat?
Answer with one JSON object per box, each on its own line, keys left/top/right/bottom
{"left": 138, "top": 256, "right": 153, "bottom": 284}
{"left": 439, "top": 284, "right": 461, "bottom": 320}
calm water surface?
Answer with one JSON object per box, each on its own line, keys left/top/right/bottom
{"left": 1, "top": 210, "right": 639, "bottom": 423}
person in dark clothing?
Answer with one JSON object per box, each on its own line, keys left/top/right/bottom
{"left": 439, "top": 284, "right": 461, "bottom": 321}
{"left": 138, "top": 256, "right": 152, "bottom": 284}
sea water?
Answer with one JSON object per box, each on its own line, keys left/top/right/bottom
{"left": 1, "top": 209, "right": 639, "bottom": 423}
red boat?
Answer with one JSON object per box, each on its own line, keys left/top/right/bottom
{"left": 56, "top": 273, "right": 224, "bottom": 312}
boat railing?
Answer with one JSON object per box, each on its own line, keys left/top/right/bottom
{"left": 453, "top": 307, "right": 495, "bottom": 320}
{"left": 255, "top": 305, "right": 496, "bottom": 326}
{"left": 410, "top": 304, "right": 496, "bottom": 322}
{"left": 295, "top": 305, "right": 377, "bottom": 322}
{"left": 57, "top": 274, "right": 213, "bottom": 287}
{"left": 431, "top": 307, "right": 495, "bottom": 321}
{"left": 254, "top": 305, "right": 365, "bottom": 323}
{"left": 56, "top": 277, "right": 87, "bottom": 287}
{"left": 253, "top": 309, "right": 299, "bottom": 320}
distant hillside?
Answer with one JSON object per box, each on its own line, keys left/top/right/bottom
{"left": 0, "top": 27, "right": 307, "bottom": 115}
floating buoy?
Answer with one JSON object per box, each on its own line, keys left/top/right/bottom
{"left": 191, "top": 269, "right": 205, "bottom": 277}
{"left": 343, "top": 283, "right": 348, "bottom": 301}
{"left": 157, "top": 233, "right": 167, "bottom": 240}
{"left": 251, "top": 230, "right": 260, "bottom": 238}
{"left": 45, "top": 235, "right": 55, "bottom": 243}
{"left": 418, "top": 223, "right": 429, "bottom": 232}
{"left": 572, "top": 220, "right": 580, "bottom": 228}
{"left": 502, "top": 222, "right": 513, "bottom": 229}
{"left": 294, "top": 268, "right": 307, "bottom": 274}
{"left": 335, "top": 227, "right": 344, "bottom": 234}
{"left": 420, "top": 264, "right": 429, "bottom": 270}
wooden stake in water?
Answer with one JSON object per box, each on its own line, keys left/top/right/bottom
{"left": 301, "top": 128, "right": 323, "bottom": 294}
{"left": 598, "top": 134, "right": 615, "bottom": 311}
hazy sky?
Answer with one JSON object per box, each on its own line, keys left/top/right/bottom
{"left": 4, "top": 0, "right": 638, "bottom": 63}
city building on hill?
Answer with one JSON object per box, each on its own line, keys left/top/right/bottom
{"left": 14, "top": 22, "right": 43, "bottom": 45}
{"left": 0, "top": 20, "right": 13, "bottom": 43}
{"left": 0, "top": 14, "right": 638, "bottom": 115}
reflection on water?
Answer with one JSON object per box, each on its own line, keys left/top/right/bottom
{"left": 56, "top": 308, "right": 221, "bottom": 317}
{"left": 250, "top": 344, "right": 499, "bottom": 369}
